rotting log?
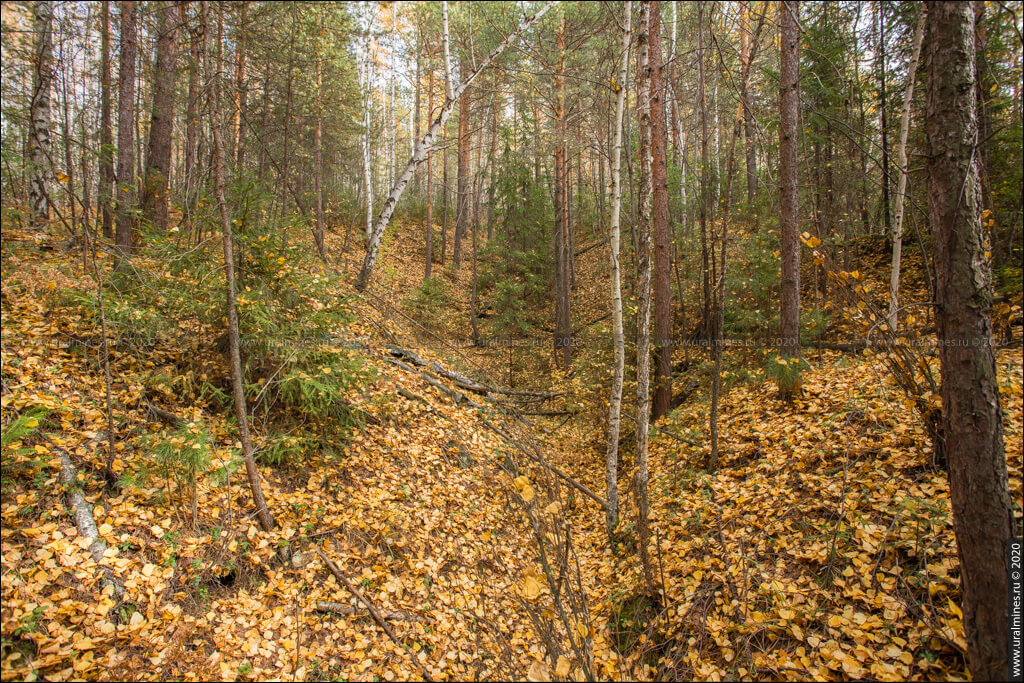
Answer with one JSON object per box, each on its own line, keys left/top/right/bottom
{"left": 56, "top": 447, "right": 124, "bottom": 599}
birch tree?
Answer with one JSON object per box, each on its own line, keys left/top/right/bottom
{"left": 634, "top": 0, "right": 655, "bottom": 593}
{"left": 356, "top": 1, "right": 558, "bottom": 292}
{"left": 29, "top": 0, "right": 54, "bottom": 227}
{"left": 887, "top": 6, "right": 925, "bottom": 330}
{"left": 604, "top": 0, "right": 631, "bottom": 540}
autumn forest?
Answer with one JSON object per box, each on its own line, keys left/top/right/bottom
{"left": 1, "top": 1, "right": 1022, "bottom": 681}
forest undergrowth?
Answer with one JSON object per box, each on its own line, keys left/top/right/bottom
{"left": 1, "top": 217, "right": 1022, "bottom": 682}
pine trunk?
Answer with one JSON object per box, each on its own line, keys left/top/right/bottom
{"left": 779, "top": 0, "right": 802, "bottom": 374}
{"left": 650, "top": 1, "right": 671, "bottom": 420}
{"left": 925, "top": 4, "right": 1013, "bottom": 678}
{"left": 115, "top": 1, "right": 138, "bottom": 254}
{"left": 140, "top": 2, "right": 179, "bottom": 232}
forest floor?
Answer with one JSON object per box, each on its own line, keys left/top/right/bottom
{"left": 2, "top": 219, "right": 1022, "bottom": 682}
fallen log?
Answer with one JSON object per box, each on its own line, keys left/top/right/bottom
{"left": 385, "top": 345, "right": 558, "bottom": 401}
{"left": 55, "top": 446, "right": 124, "bottom": 599}
{"left": 315, "top": 600, "right": 426, "bottom": 622}
{"left": 384, "top": 357, "right": 484, "bottom": 410}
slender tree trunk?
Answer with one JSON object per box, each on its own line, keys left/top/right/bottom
{"left": 442, "top": 141, "right": 448, "bottom": 265}
{"left": 280, "top": 16, "right": 296, "bottom": 215}
{"left": 233, "top": 2, "right": 248, "bottom": 171}
{"left": 635, "top": 0, "right": 655, "bottom": 594}
{"left": 60, "top": 37, "right": 76, "bottom": 236}
{"left": 710, "top": 5, "right": 763, "bottom": 469}
{"left": 887, "top": 6, "right": 925, "bottom": 330}
{"left": 697, "top": 4, "right": 711, "bottom": 338}
{"left": 413, "top": 25, "right": 422, "bottom": 197}
{"left": 454, "top": 81, "right": 470, "bottom": 268}
{"left": 201, "top": 0, "right": 273, "bottom": 533}
{"left": 650, "top": 1, "right": 671, "bottom": 420}
{"left": 741, "top": 2, "right": 758, "bottom": 205}
{"left": 425, "top": 63, "right": 435, "bottom": 280}
{"left": 779, "top": 0, "right": 802, "bottom": 379}
{"left": 140, "top": 1, "right": 179, "bottom": 232}
{"left": 973, "top": 1, "right": 997, "bottom": 255}
{"left": 313, "top": 50, "right": 326, "bottom": 261}
{"left": 361, "top": 23, "right": 374, "bottom": 241}
{"left": 877, "top": 1, "right": 892, "bottom": 238}
{"left": 925, "top": 4, "right": 1013, "bottom": 679}
{"left": 553, "top": 14, "right": 571, "bottom": 368}
{"left": 356, "top": 1, "right": 557, "bottom": 292}
{"left": 184, "top": 2, "right": 201, "bottom": 235}
{"left": 99, "top": 0, "right": 114, "bottom": 238}
{"left": 605, "top": 0, "right": 631, "bottom": 539}
{"left": 29, "top": 0, "right": 54, "bottom": 228}
{"left": 115, "top": 1, "right": 138, "bottom": 254}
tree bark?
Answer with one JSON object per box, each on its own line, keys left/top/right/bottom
{"left": 605, "top": 0, "right": 631, "bottom": 539}
{"left": 634, "top": 0, "right": 655, "bottom": 594}
{"left": 553, "top": 13, "right": 571, "bottom": 368}
{"left": 877, "top": 1, "right": 892, "bottom": 237}
{"left": 425, "top": 62, "right": 435, "bottom": 280}
{"left": 779, "top": 0, "right": 802, "bottom": 372}
{"left": 453, "top": 80, "right": 470, "bottom": 268}
{"left": 29, "top": 0, "right": 54, "bottom": 228}
{"left": 184, "top": 2, "right": 202, "bottom": 236}
{"left": 115, "top": 1, "right": 137, "bottom": 254}
{"left": 314, "top": 48, "right": 326, "bottom": 261}
{"left": 925, "top": 4, "right": 1013, "bottom": 679}
{"left": 360, "top": 20, "right": 374, "bottom": 240}
{"left": 741, "top": 2, "right": 758, "bottom": 205}
{"left": 140, "top": 1, "right": 179, "bottom": 232}
{"left": 99, "top": 0, "right": 114, "bottom": 238}
{"left": 650, "top": 1, "right": 671, "bottom": 420}
{"left": 202, "top": 0, "right": 274, "bottom": 533}
{"left": 887, "top": 6, "right": 925, "bottom": 330}
{"left": 233, "top": 2, "right": 248, "bottom": 171}
{"left": 697, "top": 4, "right": 711, "bottom": 337}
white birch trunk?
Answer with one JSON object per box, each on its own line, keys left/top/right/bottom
{"left": 634, "top": 0, "right": 655, "bottom": 592}
{"left": 356, "top": 1, "right": 559, "bottom": 291}
{"left": 29, "top": 0, "right": 54, "bottom": 226}
{"left": 605, "top": 0, "right": 631, "bottom": 538}
{"left": 887, "top": 6, "right": 926, "bottom": 330}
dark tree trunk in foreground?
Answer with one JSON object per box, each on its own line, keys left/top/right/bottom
{"left": 925, "top": 3, "right": 1014, "bottom": 679}
{"left": 115, "top": 1, "right": 138, "bottom": 254}
{"left": 140, "top": 1, "right": 179, "bottom": 232}
{"left": 650, "top": 1, "right": 672, "bottom": 420}
{"left": 201, "top": 0, "right": 274, "bottom": 534}
{"left": 779, "top": 0, "right": 802, "bottom": 379}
